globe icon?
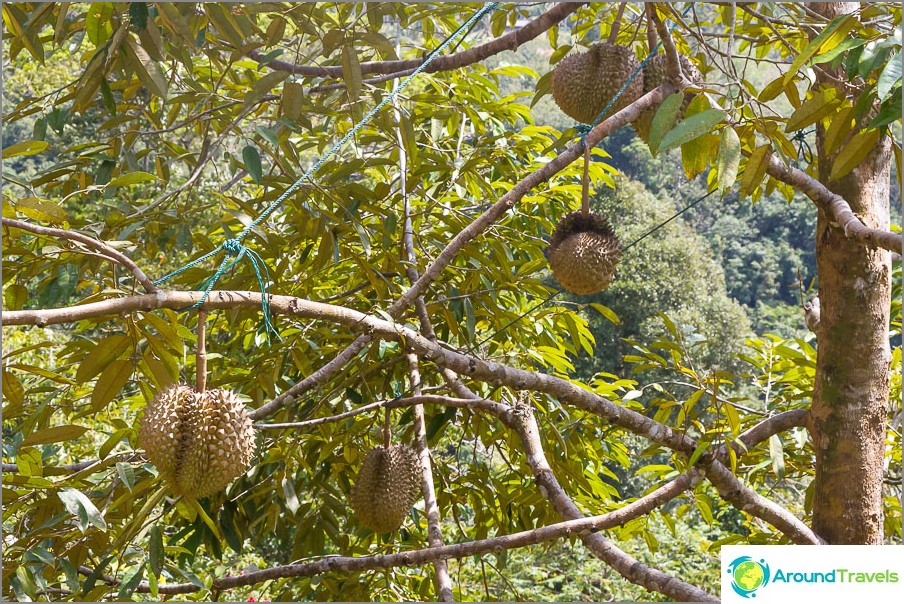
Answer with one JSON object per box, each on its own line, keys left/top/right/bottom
{"left": 733, "top": 560, "right": 765, "bottom": 592}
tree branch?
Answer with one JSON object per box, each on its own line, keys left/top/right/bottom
{"left": 2, "top": 218, "right": 157, "bottom": 293}
{"left": 76, "top": 450, "right": 706, "bottom": 596}
{"left": 249, "top": 3, "right": 584, "bottom": 78}
{"left": 763, "top": 155, "right": 902, "bottom": 252}
{"left": 717, "top": 408, "right": 811, "bottom": 460}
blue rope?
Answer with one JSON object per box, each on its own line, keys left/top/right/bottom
{"left": 578, "top": 4, "right": 692, "bottom": 150}
{"left": 154, "top": 2, "right": 502, "bottom": 338}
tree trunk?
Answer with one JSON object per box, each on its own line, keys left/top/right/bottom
{"left": 810, "top": 2, "right": 893, "bottom": 544}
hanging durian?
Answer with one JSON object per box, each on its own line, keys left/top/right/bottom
{"left": 139, "top": 385, "right": 256, "bottom": 499}
{"left": 551, "top": 43, "right": 643, "bottom": 124}
{"left": 548, "top": 211, "right": 622, "bottom": 295}
{"left": 349, "top": 445, "right": 422, "bottom": 533}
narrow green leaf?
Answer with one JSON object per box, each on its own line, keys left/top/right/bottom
{"left": 739, "top": 144, "right": 771, "bottom": 198}
{"left": 877, "top": 52, "right": 902, "bottom": 101}
{"left": 341, "top": 45, "right": 363, "bottom": 102}
{"left": 784, "top": 88, "right": 841, "bottom": 132}
{"left": 658, "top": 109, "right": 726, "bottom": 153}
{"left": 58, "top": 488, "right": 107, "bottom": 531}
{"left": 282, "top": 477, "right": 300, "bottom": 514}
{"left": 769, "top": 434, "right": 786, "bottom": 479}
{"left": 589, "top": 303, "right": 620, "bottom": 325}
{"left": 830, "top": 129, "right": 881, "bottom": 181}
{"left": 810, "top": 37, "right": 867, "bottom": 65}
{"left": 784, "top": 14, "right": 857, "bottom": 84}
{"left": 648, "top": 93, "right": 685, "bottom": 156}
{"left": 76, "top": 335, "right": 131, "bottom": 383}
{"left": 245, "top": 70, "right": 289, "bottom": 107}
{"left": 716, "top": 126, "right": 741, "bottom": 196}
{"left": 109, "top": 171, "right": 157, "bottom": 187}
{"left": 86, "top": 2, "right": 114, "bottom": 46}
{"left": 3, "top": 140, "right": 49, "bottom": 158}
{"left": 116, "top": 462, "right": 136, "bottom": 490}
{"left": 16, "top": 197, "right": 68, "bottom": 225}
{"left": 242, "top": 145, "right": 263, "bottom": 184}
{"left": 91, "top": 359, "right": 132, "bottom": 410}
{"left": 22, "top": 425, "right": 88, "bottom": 447}
{"left": 118, "top": 563, "right": 146, "bottom": 599}
{"left": 688, "top": 439, "right": 711, "bottom": 466}
{"left": 149, "top": 526, "right": 164, "bottom": 578}
{"left": 124, "top": 36, "right": 169, "bottom": 98}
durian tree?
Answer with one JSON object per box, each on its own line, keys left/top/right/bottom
{"left": 2, "top": 2, "right": 901, "bottom": 601}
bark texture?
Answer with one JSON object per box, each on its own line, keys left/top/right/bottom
{"left": 810, "top": 2, "right": 893, "bottom": 544}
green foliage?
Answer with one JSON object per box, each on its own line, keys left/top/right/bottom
{"left": 1, "top": 2, "right": 901, "bottom": 601}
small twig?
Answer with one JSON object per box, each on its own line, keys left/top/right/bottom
{"left": 2, "top": 218, "right": 157, "bottom": 293}
{"left": 382, "top": 406, "right": 392, "bottom": 448}
{"left": 581, "top": 145, "right": 591, "bottom": 215}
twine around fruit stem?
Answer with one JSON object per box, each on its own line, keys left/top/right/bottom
{"left": 195, "top": 309, "right": 208, "bottom": 393}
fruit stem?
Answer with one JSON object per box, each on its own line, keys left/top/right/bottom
{"left": 645, "top": 4, "right": 659, "bottom": 53}
{"left": 382, "top": 407, "right": 392, "bottom": 448}
{"left": 196, "top": 309, "right": 208, "bottom": 393}
{"left": 607, "top": 2, "right": 628, "bottom": 44}
{"left": 581, "top": 145, "right": 591, "bottom": 216}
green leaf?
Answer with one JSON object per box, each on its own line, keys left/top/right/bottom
{"left": 784, "top": 88, "right": 841, "bottom": 132}
{"left": 91, "top": 359, "right": 132, "bottom": 410}
{"left": 829, "top": 129, "right": 881, "bottom": 181}
{"left": 648, "top": 93, "right": 685, "bottom": 156}
{"left": 118, "top": 563, "right": 146, "bottom": 599}
{"left": 769, "top": 434, "right": 786, "bottom": 479}
{"left": 116, "top": 462, "right": 136, "bottom": 490}
{"left": 282, "top": 477, "right": 300, "bottom": 514}
{"left": 810, "top": 37, "right": 867, "bottom": 65}
{"left": 739, "top": 144, "right": 771, "bottom": 198}
{"left": 129, "top": 2, "right": 149, "bottom": 32}
{"left": 242, "top": 145, "right": 263, "bottom": 184}
{"left": 16, "top": 197, "right": 68, "bottom": 225}
{"left": 76, "top": 335, "right": 131, "bottom": 383}
{"left": 245, "top": 70, "right": 289, "bottom": 107}
{"left": 109, "top": 171, "right": 157, "bottom": 187}
{"left": 3, "top": 140, "right": 49, "bottom": 158}
{"left": 149, "top": 526, "right": 164, "bottom": 578}
{"left": 86, "top": 2, "right": 114, "bottom": 46}
{"left": 124, "top": 36, "right": 169, "bottom": 98}
{"left": 22, "top": 425, "right": 88, "bottom": 447}
{"left": 531, "top": 71, "right": 552, "bottom": 108}
{"left": 716, "top": 126, "right": 741, "bottom": 196}
{"left": 589, "top": 303, "right": 620, "bottom": 325}
{"left": 784, "top": 14, "right": 858, "bottom": 84}
{"left": 58, "top": 488, "right": 107, "bottom": 531}
{"left": 341, "top": 45, "right": 363, "bottom": 102}
{"left": 688, "top": 439, "right": 711, "bottom": 466}
{"left": 877, "top": 52, "right": 902, "bottom": 101}
{"left": 658, "top": 109, "right": 726, "bottom": 153}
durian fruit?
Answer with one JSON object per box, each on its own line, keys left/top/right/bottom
{"left": 551, "top": 43, "right": 644, "bottom": 125}
{"left": 633, "top": 54, "right": 703, "bottom": 144}
{"left": 349, "top": 445, "right": 422, "bottom": 533}
{"left": 547, "top": 211, "right": 622, "bottom": 295}
{"left": 139, "top": 385, "right": 256, "bottom": 499}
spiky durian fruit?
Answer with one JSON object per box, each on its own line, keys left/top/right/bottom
{"left": 547, "top": 211, "right": 622, "bottom": 295}
{"left": 551, "top": 43, "right": 644, "bottom": 124}
{"left": 633, "top": 54, "right": 703, "bottom": 144}
{"left": 139, "top": 385, "right": 256, "bottom": 499}
{"left": 349, "top": 445, "right": 422, "bottom": 533}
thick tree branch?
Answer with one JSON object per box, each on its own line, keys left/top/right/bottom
{"left": 249, "top": 3, "right": 583, "bottom": 78}
{"left": 77, "top": 449, "right": 704, "bottom": 597}
{"left": 763, "top": 156, "right": 902, "bottom": 252}
{"left": 503, "top": 402, "right": 716, "bottom": 601}
{"left": 717, "top": 408, "right": 811, "bottom": 460}
{"left": 2, "top": 218, "right": 157, "bottom": 293}
{"left": 704, "top": 461, "right": 823, "bottom": 544}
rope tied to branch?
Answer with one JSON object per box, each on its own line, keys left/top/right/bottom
{"left": 153, "top": 2, "right": 502, "bottom": 340}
